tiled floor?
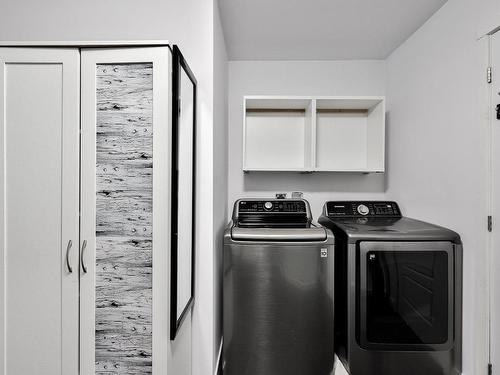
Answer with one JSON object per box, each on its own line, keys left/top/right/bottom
{"left": 333, "top": 356, "right": 349, "bottom": 375}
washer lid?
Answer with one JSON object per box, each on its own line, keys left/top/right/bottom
{"left": 320, "top": 216, "right": 461, "bottom": 243}
{"left": 231, "top": 227, "right": 328, "bottom": 241}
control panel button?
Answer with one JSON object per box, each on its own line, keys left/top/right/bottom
{"left": 264, "top": 201, "right": 273, "bottom": 211}
{"left": 357, "top": 204, "right": 370, "bottom": 216}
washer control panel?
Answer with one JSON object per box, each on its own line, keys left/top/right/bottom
{"left": 239, "top": 200, "right": 307, "bottom": 213}
{"left": 326, "top": 201, "right": 401, "bottom": 218}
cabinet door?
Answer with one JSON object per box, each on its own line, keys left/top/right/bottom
{"left": 0, "top": 48, "right": 80, "bottom": 375}
{"left": 80, "top": 47, "right": 171, "bottom": 375}
{"left": 358, "top": 241, "right": 454, "bottom": 351}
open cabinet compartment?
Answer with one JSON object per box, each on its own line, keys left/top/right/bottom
{"left": 243, "top": 96, "right": 314, "bottom": 171}
{"left": 315, "top": 97, "right": 385, "bottom": 172}
{"left": 242, "top": 96, "right": 385, "bottom": 173}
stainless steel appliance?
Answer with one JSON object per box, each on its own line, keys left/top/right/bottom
{"left": 319, "top": 201, "right": 462, "bottom": 375}
{"left": 223, "top": 198, "right": 335, "bottom": 375}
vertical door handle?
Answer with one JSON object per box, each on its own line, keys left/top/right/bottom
{"left": 81, "top": 240, "right": 88, "bottom": 274}
{"left": 66, "top": 240, "right": 73, "bottom": 273}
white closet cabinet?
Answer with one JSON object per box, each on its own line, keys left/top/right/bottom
{"left": 80, "top": 47, "right": 170, "bottom": 375}
{"left": 0, "top": 48, "right": 80, "bottom": 375}
{"left": 0, "top": 44, "right": 174, "bottom": 375}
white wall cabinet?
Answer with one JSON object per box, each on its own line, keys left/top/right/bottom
{"left": 243, "top": 96, "right": 385, "bottom": 173}
{"left": 0, "top": 44, "right": 180, "bottom": 375}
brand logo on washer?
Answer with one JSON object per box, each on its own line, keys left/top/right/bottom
{"left": 321, "top": 248, "right": 328, "bottom": 258}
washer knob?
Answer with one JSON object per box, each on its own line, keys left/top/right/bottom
{"left": 357, "top": 204, "right": 370, "bottom": 216}
{"left": 264, "top": 201, "right": 273, "bottom": 211}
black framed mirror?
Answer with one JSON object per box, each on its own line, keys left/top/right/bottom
{"left": 170, "top": 45, "right": 197, "bottom": 340}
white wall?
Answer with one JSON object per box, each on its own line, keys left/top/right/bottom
{"left": 385, "top": 0, "right": 497, "bottom": 374}
{"left": 0, "top": 0, "right": 174, "bottom": 42}
{"left": 386, "top": 0, "right": 495, "bottom": 373}
{"left": 0, "top": 1, "right": 221, "bottom": 375}
{"left": 227, "top": 60, "right": 387, "bottom": 219}
{"left": 166, "top": 3, "right": 215, "bottom": 375}
{"left": 213, "top": 2, "right": 228, "bottom": 373}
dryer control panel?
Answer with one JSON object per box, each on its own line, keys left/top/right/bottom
{"left": 325, "top": 201, "right": 401, "bottom": 218}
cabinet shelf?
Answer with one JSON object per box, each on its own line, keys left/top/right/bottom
{"left": 242, "top": 96, "right": 385, "bottom": 173}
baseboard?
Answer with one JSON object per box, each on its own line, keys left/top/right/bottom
{"left": 214, "top": 338, "right": 223, "bottom": 375}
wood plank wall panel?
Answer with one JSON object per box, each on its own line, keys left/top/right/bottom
{"left": 95, "top": 63, "right": 153, "bottom": 374}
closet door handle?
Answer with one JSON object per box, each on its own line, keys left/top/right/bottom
{"left": 66, "top": 240, "right": 73, "bottom": 273}
{"left": 81, "top": 240, "right": 88, "bottom": 274}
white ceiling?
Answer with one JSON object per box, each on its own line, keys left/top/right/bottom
{"left": 218, "top": 0, "right": 448, "bottom": 60}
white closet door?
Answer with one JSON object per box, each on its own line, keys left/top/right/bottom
{"left": 0, "top": 48, "right": 80, "bottom": 375}
{"left": 80, "top": 47, "right": 171, "bottom": 375}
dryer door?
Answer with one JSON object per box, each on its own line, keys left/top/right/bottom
{"left": 358, "top": 241, "right": 454, "bottom": 351}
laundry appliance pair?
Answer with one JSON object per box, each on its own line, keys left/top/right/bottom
{"left": 223, "top": 198, "right": 462, "bottom": 375}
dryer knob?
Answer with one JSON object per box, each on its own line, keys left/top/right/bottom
{"left": 357, "top": 204, "right": 370, "bottom": 216}
{"left": 264, "top": 201, "right": 273, "bottom": 211}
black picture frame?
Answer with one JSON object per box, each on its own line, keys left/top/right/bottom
{"left": 170, "top": 45, "right": 197, "bottom": 340}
